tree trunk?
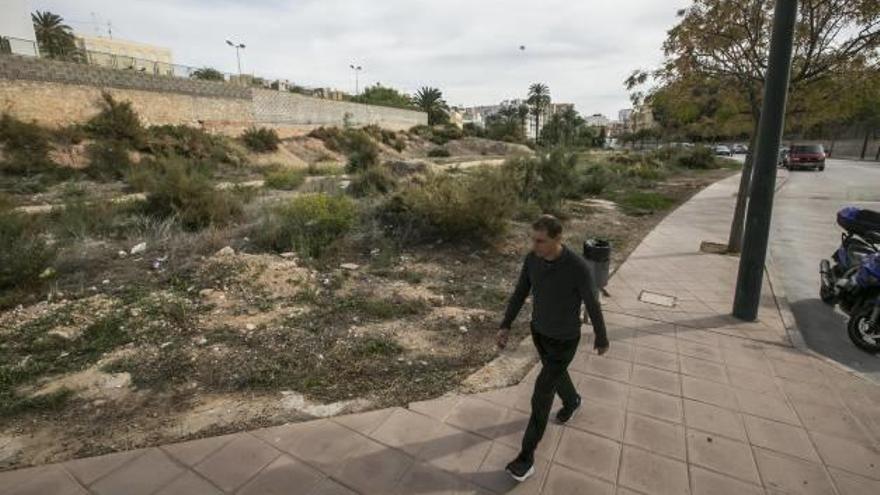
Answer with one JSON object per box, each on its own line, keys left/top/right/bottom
{"left": 861, "top": 126, "right": 871, "bottom": 160}
{"left": 728, "top": 119, "right": 761, "bottom": 253}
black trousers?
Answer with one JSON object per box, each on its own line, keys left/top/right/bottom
{"left": 520, "top": 329, "right": 580, "bottom": 462}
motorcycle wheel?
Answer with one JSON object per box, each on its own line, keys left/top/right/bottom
{"left": 847, "top": 306, "right": 880, "bottom": 353}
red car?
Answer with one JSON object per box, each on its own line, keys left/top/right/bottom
{"left": 784, "top": 144, "right": 826, "bottom": 171}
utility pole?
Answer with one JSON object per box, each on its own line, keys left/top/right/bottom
{"left": 226, "top": 39, "right": 246, "bottom": 75}
{"left": 733, "top": 0, "right": 798, "bottom": 321}
{"left": 350, "top": 64, "right": 362, "bottom": 95}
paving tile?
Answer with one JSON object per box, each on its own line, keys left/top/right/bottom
{"left": 393, "top": 461, "right": 487, "bottom": 494}
{"left": 618, "top": 446, "right": 689, "bottom": 495}
{"left": 681, "top": 375, "right": 739, "bottom": 410}
{"left": 630, "top": 365, "right": 681, "bottom": 396}
{"left": 542, "top": 462, "right": 613, "bottom": 495}
{"left": 307, "top": 478, "right": 358, "bottom": 495}
{"left": 580, "top": 354, "right": 632, "bottom": 381}
{"left": 624, "top": 413, "right": 686, "bottom": 462}
{"left": 686, "top": 430, "right": 760, "bottom": 484}
{"left": 689, "top": 465, "right": 763, "bottom": 495}
{"left": 809, "top": 431, "right": 880, "bottom": 480}
{"left": 471, "top": 387, "right": 519, "bottom": 409}
{"left": 566, "top": 399, "right": 625, "bottom": 440}
{"left": 332, "top": 408, "right": 395, "bottom": 436}
{"left": 493, "top": 408, "right": 562, "bottom": 460}
{"left": 727, "top": 366, "right": 782, "bottom": 395}
{"left": 5, "top": 465, "right": 87, "bottom": 495}
{"left": 742, "top": 414, "right": 820, "bottom": 462}
{"left": 829, "top": 467, "right": 880, "bottom": 495}
{"left": 675, "top": 339, "right": 724, "bottom": 363}
{"left": 553, "top": 428, "right": 620, "bottom": 483}
{"left": 734, "top": 388, "right": 799, "bottom": 425}
{"left": 417, "top": 423, "right": 492, "bottom": 476}
{"left": 578, "top": 375, "right": 629, "bottom": 408}
{"left": 791, "top": 400, "right": 868, "bottom": 441}
{"left": 192, "top": 434, "right": 280, "bottom": 492}
{"left": 682, "top": 399, "right": 746, "bottom": 441}
{"left": 154, "top": 471, "right": 222, "bottom": 495}
{"left": 778, "top": 379, "right": 840, "bottom": 407}
{"left": 603, "top": 341, "right": 635, "bottom": 362}
{"left": 335, "top": 437, "right": 413, "bottom": 495}
{"left": 91, "top": 448, "right": 185, "bottom": 495}
{"left": 633, "top": 346, "right": 679, "bottom": 372}
{"left": 0, "top": 465, "right": 48, "bottom": 493}
{"left": 679, "top": 355, "right": 728, "bottom": 383}
{"left": 255, "top": 418, "right": 377, "bottom": 473}
{"left": 468, "top": 441, "right": 549, "bottom": 495}
{"left": 236, "top": 454, "right": 324, "bottom": 495}
{"left": 161, "top": 434, "right": 235, "bottom": 467}
{"left": 63, "top": 449, "right": 145, "bottom": 486}
{"left": 753, "top": 448, "right": 836, "bottom": 495}
{"left": 627, "top": 387, "right": 682, "bottom": 423}
{"left": 409, "top": 395, "right": 462, "bottom": 422}
{"left": 445, "top": 397, "right": 509, "bottom": 439}
{"left": 370, "top": 408, "right": 445, "bottom": 456}
{"left": 634, "top": 333, "right": 678, "bottom": 353}
{"left": 771, "top": 360, "right": 828, "bottom": 385}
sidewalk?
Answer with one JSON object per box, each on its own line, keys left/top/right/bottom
{"left": 3, "top": 173, "right": 880, "bottom": 494}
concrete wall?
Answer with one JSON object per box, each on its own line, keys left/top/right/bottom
{"left": 0, "top": 55, "right": 426, "bottom": 135}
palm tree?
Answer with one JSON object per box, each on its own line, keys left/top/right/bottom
{"left": 517, "top": 104, "right": 530, "bottom": 140}
{"left": 527, "top": 83, "right": 551, "bottom": 142}
{"left": 32, "top": 11, "right": 78, "bottom": 60}
{"left": 413, "top": 87, "right": 450, "bottom": 125}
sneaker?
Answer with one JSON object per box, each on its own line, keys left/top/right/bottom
{"left": 555, "top": 395, "right": 582, "bottom": 424}
{"left": 505, "top": 456, "right": 535, "bottom": 482}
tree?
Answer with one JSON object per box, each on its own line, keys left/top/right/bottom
{"left": 540, "top": 107, "right": 596, "bottom": 148}
{"left": 191, "top": 67, "right": 225, "bottom": 81}
{"left": 352, "top": 84, "right": 417, "bottom": 110}
{"left": 630, "top": 0, "right": 880, "bottom": 252}
{"left": 32, "top": 11, "right": 79, "bottom": 60}
{"left": 527, "top": 83, "right": 551, "bottom": 143}
{"left": 413, "top": 87, "right": 450, "bottom": 125}
{"left": 485, "top": 105, "right": 526, "bottom": 142}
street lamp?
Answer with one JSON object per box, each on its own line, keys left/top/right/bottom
{"left": 225, "top": 39, "right": 246, "bottom": 75}
{"left": 349, "top": 64, "right": 363, "bottom": 95}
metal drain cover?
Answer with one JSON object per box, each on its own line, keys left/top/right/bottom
{"left": 639, "top": 290, "right": 677, "bottom": 308}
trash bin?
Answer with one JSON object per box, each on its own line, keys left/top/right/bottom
{"left": 583, "top": 238, "right": 611, "bottom": 293}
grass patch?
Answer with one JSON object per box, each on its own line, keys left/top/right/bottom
{"left": 263, "top": 166, "right": 306, "bottom": 190}
{"left": 255, "top": 193, "right": 357, "bottom": 257}
{"left": 242, "top": 127, "right": 281, "bottom": 153}
{"left": 616, "top": 191, "right": 676, "bottom": 215}
{"left": 0, "top": 210, "right": 55, "bottom": 308}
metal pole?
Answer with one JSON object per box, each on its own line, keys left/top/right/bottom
{"left": 733, "top": 0, "right": 798, "bottom": 321}
{"left": 355, "top": 69, "right": 359, "bottom": 95}
{"left": 236, "top": 47, "right": 241, "bottom": 75}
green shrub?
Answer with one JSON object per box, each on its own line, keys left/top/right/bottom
{"left": 504, "top": 149, "right": 578, "bottom": 212}
{"left": 139, "top": 157, "right": 244, "bottom": 230}
{"left": 0, "top": 210, "right": 55, "bottom": 298}
{"left": 256, "top": 193, "right": 357, "bottom": 257}
{"left": 427, "top": 147, "right": 451, "bottom": 158}
{"left": 577, "top": 165, "right": 614, "bottom": 196}
{"left": 348, "top": 165, "right": 397, "bottom": 197}
{"left": 307, "top": 162, "right": 344, "bottom": 176}
{"left": 674, "top": 146, "right": 717, "bottom": 169}
{"left": 48, "top": 194, "right": 125, "bottom": 240}
{"left": 143, "top": 125, "right": 236, "bottom": 163}
{"left": 242, "top": 127, "right": 281, "bottom": 152}
{"left": 0, "top": 114, "right": 55, "bottom": 176}
{"left": 53, "top": 124, "right": 87, "bottom": 145}
{"left": 343, "top": 131, "right": 380, "bottom": 173}
{"left": 86, "top": 140, "right": 131, "bottom": 181}
{"left": 263, "top": 166, "right": 306, "bottom": 190}
{"left": 617, "top": 191, "right": 676, "bottom": 215}
{"left": 86, "top": 93, "right": 144, "bottom": 146}
{"left": 363, "top": 125, "right": 406, "bottom": 152}
{"left": 380, "top": 167, "right": 517, "bottom": 243}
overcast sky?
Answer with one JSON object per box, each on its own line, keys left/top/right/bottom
{"left": 33, "top": 0, "right": 689, "bottom": 118}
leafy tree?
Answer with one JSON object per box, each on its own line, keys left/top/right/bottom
{"left": 527, "top": 83, "right": 551, "bottom": 142}
{"left": 629, "top": 0, "right": 880, "bottom": 252}
{"left": 32, "top": 11, "right": 79, "bottom": 60}
{"left": 191, "top": 67, "right": 225, "bottom": 81}
{"left": 485, "top": 105, "right": 526, "bottom": 142}
{"left": 413, "top": 87, "right": 450, "bottom": 125}
{"left": 353, "top": 84, "right": 417, "bottom": 110}
{"left": 540, "top": 107, "right": 597, "bottom": 148}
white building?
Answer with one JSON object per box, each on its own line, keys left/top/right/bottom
{"left": 0, "top": 0, "right": 39, "bottom": 56}
{"left": 584, "top": 113, "right": 611, "bottom": 127}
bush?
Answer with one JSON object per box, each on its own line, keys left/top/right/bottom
{"left": 348, "top": 165, "right": 397, "bottom": 197}
{"left": 263, "top": 166, "right": 306, "bottom": 190}
{"left": 504, "top": 149, "right": 579, "bottom": 212}
{"left": 143, "top": 125, "right": 237, "bottom": 164}
{"left": 344, "top": 130, "right": 381, "bottom": 173}
{"left": 576, "top": 165, "right": 614, "bottom": 196}
{"left": 139, "top": 157, "right": 245, "bottom": 230}
{"left": 617, "top": 191, "right": 676, "bottom": 215}
{"left": 427, "top": 147, "right": 451, "bottom": 158}
{"left": 86, "top": 93, "right": 144, "bottom": 146}
{"left": 380, "top": 167, "right": 517, "bottom": 243}
{"left": 363, "top": 125, "right": 406, "bottom": 152}
{"left": 0, "top": 114, "right": 55, "bottom": 175}
{"left": 86, "top": 140, "right": 131, "bottom": 181}
{"left": 53, "top": 124, "right": 87, "bottom": 145}
{"left": 674, "top": 145, "right": 717, "bottom": 169}
{"left": 256, "top": 193, "right": 356, "bottom": 257}
{"left": 0, "top": 210, "right": 55, "bottom": 299}
{"left": 242, "top": 127, "right": 280, "bottom": 152}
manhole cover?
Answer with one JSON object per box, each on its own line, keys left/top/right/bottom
{"left": 639, "top": 290, "right": 677, "bottom": 308}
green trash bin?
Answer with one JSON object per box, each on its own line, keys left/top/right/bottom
{"left": 583, "top": 238, "right": 611, "bottom": 293}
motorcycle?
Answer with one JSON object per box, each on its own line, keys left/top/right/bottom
{"left": 820, "top": 207, "right": 880, "bottom": 352}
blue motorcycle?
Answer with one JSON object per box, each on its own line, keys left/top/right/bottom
{"left": 820, "top": 207, "right": 880, "bottom": 352}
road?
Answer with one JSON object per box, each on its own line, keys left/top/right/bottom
{"left": 770, "top": 157, "right": 880, "bottom": 381}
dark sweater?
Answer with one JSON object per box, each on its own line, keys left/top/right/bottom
{"left": 500, "top": 245, "right": 608, "bottom": 347}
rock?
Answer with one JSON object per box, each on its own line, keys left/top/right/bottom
{"left": 370, "top": 248, "right": 381, "bottom": 257}
{"left": 117, "top": 250, "right": 128, "bottom": 258}
{"left": 279, "top": 252, "right": 297, "bottom": 259}
{"left": 39, "top": 267, "right": 55, "bottom": 279}
{"left": 340, "top": 263, "right": 360, "bottom": 271}
{"left": 199, "top": 288, "right": 215, "bottom": 298}
{"left": 130, "top": 242, "right": 147, "bottom": 255}
{"left": 102, "top": 279, "right": 110, "bottom": 285}
{"left": 215, "top": 246, "right": 235, "bottom": 257}
{"left": 459, "top": 326, "right": 469, "bottom": 334}
{"left": 195, "top": 336, "right": 207, "bottom": 345}
{"left": 245, "top": 323, "right": 256, "bottom": 331}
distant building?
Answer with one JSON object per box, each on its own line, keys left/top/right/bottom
{"left": 461, "top": 100, "right": 576, "bottom": 139}
{"left": 76, "top": 35, "right": 174, "bottom": 75}
{"left": 0, "top": 0, "right": 39, "bottom": 56}
{"left": 618, "top": 108, "right": 633, "bottom": 126}
{"left": 448, "top": 108, "right": 464, "bottom": 129}
{"left": 630, "top": 105, "right": 656, "bottom": 132}
{"left": 584, "top": 113, "right": 611, "bottom": 127}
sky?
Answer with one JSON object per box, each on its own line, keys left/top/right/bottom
{"left": 32, "top": 0, "right": 690, "bottom": 119}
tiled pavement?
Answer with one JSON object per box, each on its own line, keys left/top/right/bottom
{"left": 4, "top": 173, "right": 880, "bottom": 494}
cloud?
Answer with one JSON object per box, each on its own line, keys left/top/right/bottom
{"left": 32, "top": 0, "right": 688, "bottom": 117}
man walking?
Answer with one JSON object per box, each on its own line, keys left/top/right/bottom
{"left": 497, "top": 215, "right": 609, "bottom": 482}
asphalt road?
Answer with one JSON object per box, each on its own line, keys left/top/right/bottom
{"left": 770, "top": 157, "right": 880, "bottom": 381}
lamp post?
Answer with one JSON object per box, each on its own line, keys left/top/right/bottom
{"left": 349, "top": 64, "right": 362, "bottom": 95}
{"left": 225, "top": 39, "right": 246, "bottom": 75}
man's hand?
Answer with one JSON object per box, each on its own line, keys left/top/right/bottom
{"left": 496, "top": 328, "right": 510, "bottom": 350}
{"left": 595, "top": 344, "right": 610, "bottom": 356}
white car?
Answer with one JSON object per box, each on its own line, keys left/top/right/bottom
{"left": 713, "top": 145, "right": 732, "bottom": 157}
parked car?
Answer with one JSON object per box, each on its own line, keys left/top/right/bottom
{"left": 713, "top": 145, "right": 732, "bottom": 156}
{"left": 778, "top": 146, "right": 789, "bottom": 167}
{"left": 731, "top": 143, "right": 748, "bottom": 154}
{"left": 784, "top": 143, "right": 826, "bottom": 171}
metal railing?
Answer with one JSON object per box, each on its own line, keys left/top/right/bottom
{"left": 0, "top": 36, "right": 39, "bottom": 57}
